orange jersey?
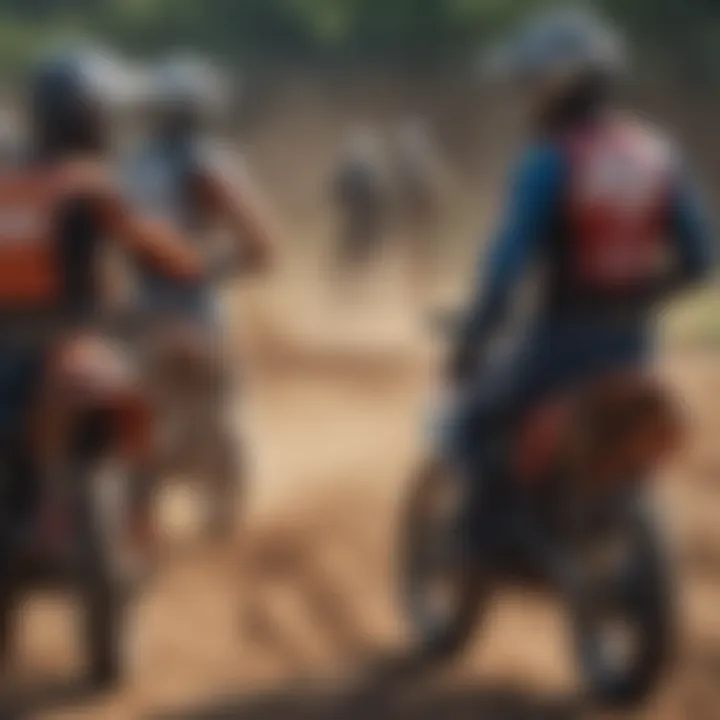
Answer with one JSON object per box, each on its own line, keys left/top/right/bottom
{"left": 0, "top": 170, "right": 62, "bottom": 307}
{"left": 0, "top": 159, "right": 201, "bottom": 319}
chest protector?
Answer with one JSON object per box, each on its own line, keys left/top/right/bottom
{"left": 563, "top": 118, "right": 675, "bottom": 299}
{"left": 122, "top": 143, "right": 204, "bottom": 236}
{"left": 0, "top": 170, "right": 62, "bottom": 309}
{"left": 0, "top": 160, "right": 110, "bottom": 316}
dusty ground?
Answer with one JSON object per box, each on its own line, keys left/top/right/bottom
{"left": 0, "top": 271, "right": 719, "bottom": 720}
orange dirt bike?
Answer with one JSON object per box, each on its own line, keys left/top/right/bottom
{"left": 399, "top": 335, "right": 682, "bottom": 708}
{"left": 0, "top": 328, "right": 154, "bottom": 689}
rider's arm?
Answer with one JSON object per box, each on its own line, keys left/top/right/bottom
{"left": 194, "top": 154, "right": 277, "bottom": 273}
{"left": 449, "top": 144, "right": 565, "bottom": 383}
{"left": 667, "top": 169, "right": 715, "bottom": 286}
{"left": 95, "top": 186, "right": 202, "bottom": 282}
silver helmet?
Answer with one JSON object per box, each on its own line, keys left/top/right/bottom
{"left": 150, "top": 53, "right": 230, "bottom": 122}
{"left": 485, "top": 8, "right": 626, "bottom": 86}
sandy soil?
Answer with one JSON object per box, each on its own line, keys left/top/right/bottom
{"left": 0, "top": 274, "right": 719, "bottom": 720}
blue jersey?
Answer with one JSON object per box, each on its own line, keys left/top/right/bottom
{"left": 459, "top": 122, "right": 713, "bottom": 359}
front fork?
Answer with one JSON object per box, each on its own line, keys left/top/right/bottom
{"left": 457, "top": 461, "right": 588, "bottom": 599}
{"left": 33, "top": 395, "right": 154, "bottom": 559}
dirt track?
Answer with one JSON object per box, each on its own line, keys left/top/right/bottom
{"left": 1, "top": 281, "right": 719, "bottom": 720}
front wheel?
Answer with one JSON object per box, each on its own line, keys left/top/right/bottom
{"left": 204, "top": 425, "right": 244, "bottom": 540}
{"left": 75, "top": 457, "right": 147, "bottom": 689}
{"left": 571, "top": 498, "right": 676, "bottom": 708}
{"left": 399, "top": 458, "right": 488, "bottom": 664}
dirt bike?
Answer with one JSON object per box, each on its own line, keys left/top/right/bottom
{"left": 141, "top": 321, "right": 243, "bottom": 539}
{"left": 109, "top": 248, "right": 247, "bottom": 541}
{"left": 399, "top": 369, "right": 682, "bottom": 709}
{"left": 0, "top": 332, "right": 154, "bottom": 689}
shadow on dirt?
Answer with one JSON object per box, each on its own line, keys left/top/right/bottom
{"left": 153, "top": 653, "right": 583, "bottom": 720}
{"left": 0, "top": 676, "right": 102, "bottom": 720}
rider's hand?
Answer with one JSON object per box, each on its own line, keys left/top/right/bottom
{"left": 244, "top": 241, "right": 274, "bottom": 273}
{"left": 203, "top": 242, "right": 273, "bottom": 281}
{"left": 202, "top": 246, "right": 240, "bottom": 282}
{"left": 446, "top": 344, "right": 477, "bottom": 388}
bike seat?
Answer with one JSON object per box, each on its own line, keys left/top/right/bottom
{"left": 515, "top": 371, "right": 683, "bottom": 487}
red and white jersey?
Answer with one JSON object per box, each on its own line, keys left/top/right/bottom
{"left": 563, "top": 115, "right": 676, "bottom": 295}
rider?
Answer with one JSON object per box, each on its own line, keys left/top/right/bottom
{"left": 123, "top": 53, "right": 275, "bottom": 323}
{"left": 120, "top": 54, "right": 277, "bottom": 532}
{"left": 331, "top": 126, "right": 390, "bottom": 276}
{"left": 0, "top": 47, "right": 203, "bottom": 546}
{"left": 446, "top": 10, "right": 713, "bottom": 499}
{"left": 390, "top": 118, "right": 447, "bottom": 300}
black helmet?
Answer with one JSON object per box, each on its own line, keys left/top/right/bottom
{"left": 29, "top": 46, "right": 135, "bottom": 158}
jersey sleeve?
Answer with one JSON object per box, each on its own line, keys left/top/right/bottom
{"left": 457, "top": 142, "right": 566, "bottom": 356}
{"left": 667, "top": 167, "right": 715, "bottom": 284}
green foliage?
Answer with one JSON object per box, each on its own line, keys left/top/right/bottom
{"left": 0, "top": 0, "right": 716, "bottom": 79}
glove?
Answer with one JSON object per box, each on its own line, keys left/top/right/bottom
{"left": 446, "top": 342, "right": 479, "bottom": 387}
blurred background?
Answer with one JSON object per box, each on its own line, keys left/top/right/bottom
{"left": 0, "top": 1, "right": 718, "bottom": 286}
{"left": 0, "top": 2, "right": 719, "bottom": 719}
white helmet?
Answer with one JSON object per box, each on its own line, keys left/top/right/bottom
{"left": 485, "top": 8, "right": 625, "bottom": 86}
{"left": 394, "top": 118, "right": 433, "bottom": 157}
{"left": 150, "top": 53, "right": 230, "bottom": 122}
{"left": 343, "top": 125, "right": 384, "bottom": 166}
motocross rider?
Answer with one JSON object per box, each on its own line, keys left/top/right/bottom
{"left": 123, "top": 53, "right": 275, "bottom": 322}
{"left": 0, "top": 47, "right": 204, "bottom": 551}
{"left": 331, "top": 126, "right": 390, "bottom": 276}
{"left": 391, "top": 118, "right": 447, "bottom": 300}
{"left": 446, "top": 10, "right": 714, "bottom": 506}
{"left": 120, "top": 54, "right": 277, "bottom": 532}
